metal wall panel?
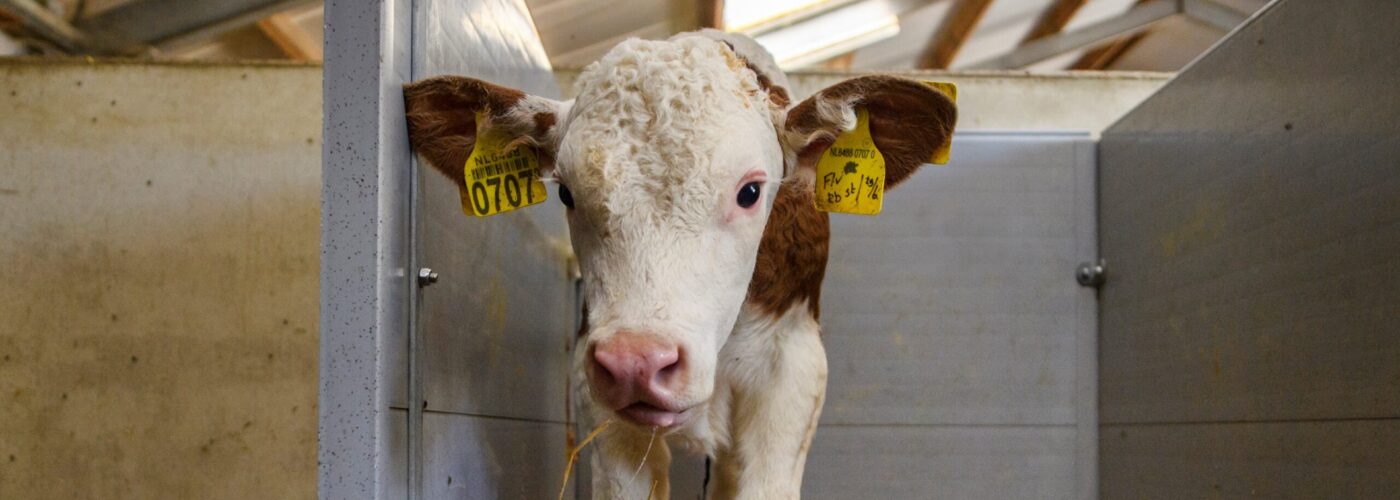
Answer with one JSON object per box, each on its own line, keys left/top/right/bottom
{"left": 822, "top": 134, "right": 1095, "bottom": 427}
{"left": 420, "top": 413, "right": 575, "bottom": 499}
{"left": 1098, "top": 0, "right": 1400, "bottom": 496}
{"left": 1100, "top": 420, "right": 1400, "bottom": 500}
{"left": 681, "top": 133, "right": 1098, "bottom": 500}
{"left": 804, "top": 425, "right": 1077, "bottom": 499}
{"left": 409, "top": 0, "right": 577, "bottom": 498}
{"left": 411, "top": 0, "right": 572, "bottom": 419}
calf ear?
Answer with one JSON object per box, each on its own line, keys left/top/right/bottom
{"left": 782, "top": 76, "right": 956, "bottom": 189}
{"left": 403, "top": 76, "right": 567, "bottom": 188}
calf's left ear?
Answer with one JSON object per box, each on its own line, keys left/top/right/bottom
{"left": 403, "top": 76, "right": 567, "bottom": 189}
{"left": 781, "top": 75, "right": 957, "bottom": 189}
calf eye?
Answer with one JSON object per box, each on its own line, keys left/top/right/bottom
{"left": 737, "top": 181, "right": 761, "bottom": 208}
{"left": 559, "top": 184, "right": 575, "bottom": 209}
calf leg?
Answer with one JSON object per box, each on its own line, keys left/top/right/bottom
{"left": 710, "top": 319, "right": 828, "bottom": 499}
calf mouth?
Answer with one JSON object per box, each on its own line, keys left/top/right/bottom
{"left": 617, "top": 401, "right": 692, "bottom": 428}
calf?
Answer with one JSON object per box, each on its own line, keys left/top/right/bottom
{"left": 404, "top": 30, "right": 955, "bottom": 499}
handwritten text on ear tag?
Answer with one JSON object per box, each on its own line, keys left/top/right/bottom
{"left": 815, "top": 107, "right": 885, "bottom": 216}
{"left": 921, "top": 81, "right": 958, "bottom": 165}
{"left": 460, "top": 111, "right": 548, "bottom": 217}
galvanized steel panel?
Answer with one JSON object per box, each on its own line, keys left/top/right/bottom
{"left": 803, "top": 425, "right": 1077, "bottom": 499}
{"left": 1101, "top": 420, "right": 1400, "bottom": 499}
{"left": 1098, "top": 0, "right": 1400, "bottom": 425}
{"left": 1098, "top": 0, "right": 1400, "bottom": 496}
{"left": 411, "top": 0, "right": 574, "bottom": 423}
{"left": 822, "top": 133, "right": 1097, "bottom": 427}
{"left": 785, "top": 132, "right": 1097, "bottom": 499}
{"left": 420, "top": 412, "right": 573, "bottom": 499}
{"left": 408, "top": 1, "right": 575, "bottom": 498}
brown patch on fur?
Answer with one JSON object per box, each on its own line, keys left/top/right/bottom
{"left": 402, "top": 76, "right": 527, "bottom": 188}
{"left": 718, "top": 40, "right": 791, "bottom": 109}
{"left": 746, "top": 181, "right": 830, "bottom": 318}
{"left": 534, "top": 112, "right": 557, "bottom": 138}
{"left": 785, "top": 76, "right": 957, "bottom": 188}
{"left": 751, "top": 69, "right": 790, "bottom": 108}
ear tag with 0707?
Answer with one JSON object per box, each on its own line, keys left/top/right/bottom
{"left": 460, "top": 111, "right": 548, "bottom": 217}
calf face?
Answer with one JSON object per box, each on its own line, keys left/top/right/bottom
{"left": 404, "top": 31, "right": 955, "bottom": 432}
{"left": 559, "top": 36, "right": 788, "bottom": 428}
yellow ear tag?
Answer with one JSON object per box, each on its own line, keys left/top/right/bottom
{"left": 922, "top": 81, "right": 958, "bottom": 164}
{"left": 460, "top": 111, "right": 548, "bottom": 217}
{"left": 815, "top": 107, "right": 885, "bottom": 216}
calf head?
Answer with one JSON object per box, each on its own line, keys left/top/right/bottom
{"left": 404, "top": 32, "right": 955, "bottom": 431}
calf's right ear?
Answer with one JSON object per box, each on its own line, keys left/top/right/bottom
{"left": 781, "top": 75, "right": 957, "bottom": 190}
{"left": 403, "top": 76, "right": 568, "bottom": 188}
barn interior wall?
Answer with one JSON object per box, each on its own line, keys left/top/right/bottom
{"left": 0, "top": 60, "right": 321, "bottom": 499}
{"left": 1, "top": 56, "right": 1159, "bottom": 498}
{"left": 1097, "top": 0, "right": 1400, "bottom": 497}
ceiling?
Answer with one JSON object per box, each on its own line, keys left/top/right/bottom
{"left": 0, "top": 0, "right": 1270, "bottom": 72}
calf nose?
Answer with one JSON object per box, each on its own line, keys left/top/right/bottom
{"left": 589, "top": 332, "right": 682, "bottom": 405}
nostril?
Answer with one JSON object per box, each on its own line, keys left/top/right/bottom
{"left": 590, "top": 344, "right": 621, "bottom": 384}
{"left": 652, "top": 347, "right": 682, "bottom": 384}
{"left": 656, "top": 356, "right": 681, "bottom": 380}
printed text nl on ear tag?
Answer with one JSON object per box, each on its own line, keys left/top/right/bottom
{"left": 815, "top": 107, "right": 885, "bottom": 216}
{"left": 922, "top": 81, "right": 958, "bottom": 165}
{"left": 460, "top": 112, "right": 548, "bottom": 217}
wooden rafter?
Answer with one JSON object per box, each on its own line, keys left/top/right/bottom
{"left": 1071, "top": 0, "right": 1150, "bottom": 70}
{"left": 1071, "top": 31, "right": 1146, "bottom": 69}
{"left": 257, "top": 11, "right": 320, "bottom": 61}
{"left": 818, "top": 52, "right": 856, "bottom": 70}
{"left": 699, "top": 0, "right": 723, "bottom": 29}
{"left": 919, "top": 0, "right": 995, "bottom": 69}
{"left": 1020, "top": 0, "right": 1088, "bottom": 44}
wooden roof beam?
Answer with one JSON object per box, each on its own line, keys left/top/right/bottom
{"left": 1020, "top": 0, "right": 1088, "bottom": 45}
{"left": 1071, "top": 31, "right": 1147, "bottom": 69}
{"left": 918, "top": 0, "right": 995, "bottom": 69}
{"left": 1072, "top": 0, "right": 1152, "bottom": 70}
{"left": 699, "top": 0, "right": 723, "bottom": 29}
{"left": 258, "top": 11, "right": 321, "bottom": 61}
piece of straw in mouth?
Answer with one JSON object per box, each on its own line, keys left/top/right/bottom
{"left": 557, "top": 418, "right": 614, "bottom": 500}
{"left": 623, "top": 427, "right": 658, "bottom": 492}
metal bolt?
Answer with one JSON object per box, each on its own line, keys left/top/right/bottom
{"left": 1075, "top": 260, "right": 1106, "bottom": 288}
{"left": 417, "top": 268, "right": 439, "bottom": 287}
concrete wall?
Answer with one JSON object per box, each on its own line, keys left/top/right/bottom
{"left": 0, "top": 60, "right": 321, "bottom": 499}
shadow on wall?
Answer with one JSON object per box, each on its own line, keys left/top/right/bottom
{"left": 0, "top": 60, "right": 321, "bottom": 500}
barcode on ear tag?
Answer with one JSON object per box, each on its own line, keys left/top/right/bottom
{"left": 921, "top": 81, "right": 958, "bottom": 165}
{"left": 814, "top": 107, "right": 885, "bottom": 216}
{"left": 460, "top": 112, "right": 548, "bottom": 217}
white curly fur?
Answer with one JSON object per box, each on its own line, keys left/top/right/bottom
{"left": 546, "top": 33, "right": 829, "bottom": 500}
